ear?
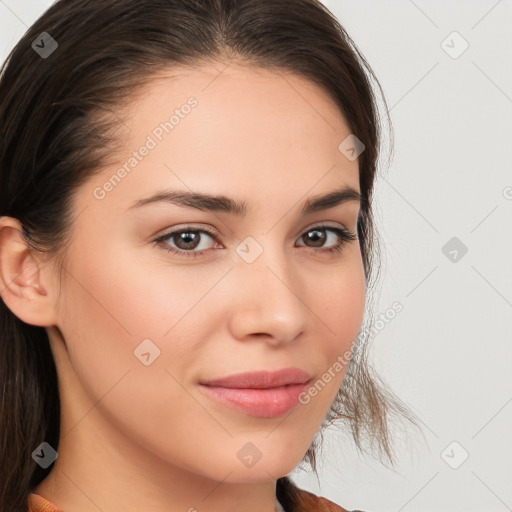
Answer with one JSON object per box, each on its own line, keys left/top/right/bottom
{"left": 0, "top": 216, "right": 58, "bottom": 327}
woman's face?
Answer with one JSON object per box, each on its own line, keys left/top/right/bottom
{"left": 45, "top": 61, "right": 366, "bottom": 483}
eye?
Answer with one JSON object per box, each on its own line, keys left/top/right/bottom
{"left": 296, "top": 224, "right": 358, "bottom": 255}
{"left": 154, "top": 226, "right": 219, "bottom": 258}
{"left": 153, "top": 223, "right": 358, "bottom": 258}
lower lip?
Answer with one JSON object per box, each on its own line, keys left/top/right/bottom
{"left": 198, "top": 382, "right": 309, "bottom": 418}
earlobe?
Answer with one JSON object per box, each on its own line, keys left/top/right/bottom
{"left": 0, "top": 216, "right": 57, "bottom": 327}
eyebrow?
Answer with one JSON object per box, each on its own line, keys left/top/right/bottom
{"left": 126, "top": 185, "right": 362, "bottom": 216}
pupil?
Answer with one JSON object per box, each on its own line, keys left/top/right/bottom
{"left": 306, "top": 229, "right": 325, "bottom": 247}
{"left": 177, "top": 232, "right": 199, "bottom": 249}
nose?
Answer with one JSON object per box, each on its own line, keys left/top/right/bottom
{"left": 227, "top": 245, "right": 309, "bottom": 346}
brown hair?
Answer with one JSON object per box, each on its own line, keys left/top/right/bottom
{"left": 0, "top": 0, "right": 421, "bottom": 509}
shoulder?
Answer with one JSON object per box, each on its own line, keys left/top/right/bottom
{"left": 276, "top": 476, "right": 367, "bottom": 512}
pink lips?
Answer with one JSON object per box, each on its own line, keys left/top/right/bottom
{"left": 199, "top": 368, "right": 312, "bottom": 418}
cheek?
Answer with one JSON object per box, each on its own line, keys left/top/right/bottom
{"left": 314, "top": 255, "right": 366, "bottom": 347}
{"left": 57, "top": 238, "right": 229, "bottom": 405}
{"left": 56, "top": 248, "right": 193, "bottom": 400}
{"left": 56, "top": 253, "right": 220, "bottom": 462}
{"left": 304, "top": 253, "right": 366, "bottom": 399}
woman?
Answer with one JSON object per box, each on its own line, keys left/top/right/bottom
{"left": 0, "top": 1, "right": 421, "bottom": 511}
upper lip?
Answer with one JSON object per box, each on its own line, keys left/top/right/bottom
{"left": 200, "top": 368, "right": 312, "bottom": 389}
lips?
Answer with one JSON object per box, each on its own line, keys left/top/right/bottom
{"left": 198, "top": 368, "right": 313, "bottom": 418}
{"left": 199, "top": 368, "right": 312, "bottom": 389}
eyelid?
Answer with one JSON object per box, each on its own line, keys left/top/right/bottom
{"left": 153, "top": 224, "right": 220, "bottom": 254}
{"left": 300, "top": 220, "right": 351, "bottom": 234}
{"left": 153, "top": 221, "right": 357, "bottom": 260}
{"left": 155, "top": 223, "right": 219, "bottom": 239}
{"left": 155, "top": 221, "right": 353, "bottom": 243}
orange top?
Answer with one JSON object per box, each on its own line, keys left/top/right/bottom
{"left": 28, "top": 477, "right": 364, "bottom": 512}
{"left": 27, "top": 493, "right": 288, "bottom": 512}
{"left": 28, "top": 493, "right": 62, "bottom": 512}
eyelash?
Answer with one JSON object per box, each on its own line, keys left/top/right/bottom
{"left": 153, "top": 223, "right": 358, "bottom": 259}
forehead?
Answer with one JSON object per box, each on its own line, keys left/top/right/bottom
{"left": 119, "top": 59, "right": 353, "bottom": 156}
{"left": 78, "top": 60, "right": 360, "bottom": 217}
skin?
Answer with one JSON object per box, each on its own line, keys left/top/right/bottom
{"left": 0, "top": 60, "right": 366, "bottom": 512}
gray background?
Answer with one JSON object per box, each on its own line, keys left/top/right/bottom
{"left": 1, "top": 1, "right": 511, "bottom": 511}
